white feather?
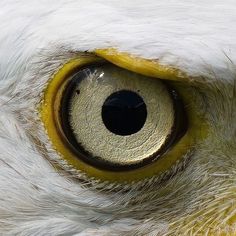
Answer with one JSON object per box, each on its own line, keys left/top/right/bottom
{"left": 0, "top": 1, "right": 235, "bottom": 235}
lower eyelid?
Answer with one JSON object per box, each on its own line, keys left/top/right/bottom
{"left": 63, "top": 148, "right": 194, "bottom": 191}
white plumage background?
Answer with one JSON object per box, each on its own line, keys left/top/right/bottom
{"left": 0, "top": 0, "right": 235, "bottom": 235}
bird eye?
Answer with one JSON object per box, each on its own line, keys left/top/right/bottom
{"left": 40, "top": 53, "right": 206, "bottom": 182}
{"left": 59, "top": 64, "right": 187, "bottom": 171}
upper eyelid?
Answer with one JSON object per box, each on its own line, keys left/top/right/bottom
{"left": 35, "top": 49, "right": 188, "bottom": 85}
{"left": 35, "top": 48, "right": 210, "bottom": 90}
{"left": 95, "top": 49, "right": 201, "bottom": 84}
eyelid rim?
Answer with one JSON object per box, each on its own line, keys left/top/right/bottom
{"left": 95, "top": 48, "right": 190, "bottom": 82}
{"left": 39, "top": 53, "right": 206, "bottom": 183}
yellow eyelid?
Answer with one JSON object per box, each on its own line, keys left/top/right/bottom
{"left": 39, "top": 51, "right": 208, "bottom": 183}
{"left": 95, "top": 48, "right": 189, "bottom": 82}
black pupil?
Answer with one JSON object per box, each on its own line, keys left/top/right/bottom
{"left": 102, "top": 90, "right": 147, "bottom": 136}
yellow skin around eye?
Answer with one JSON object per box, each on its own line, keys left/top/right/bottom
{"left": 40, "top": 51, "right": 207, "bottom": 183}
{"left": 95, "top": 48, "right": 188, "bottom": 82}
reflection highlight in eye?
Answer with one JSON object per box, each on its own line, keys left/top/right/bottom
{"left": 40, "top": 54, "right": 206, "bottom": 182}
